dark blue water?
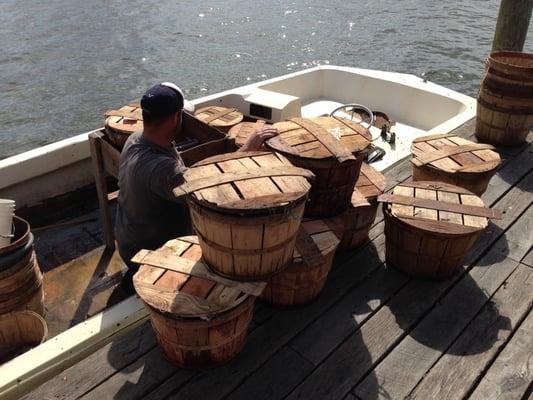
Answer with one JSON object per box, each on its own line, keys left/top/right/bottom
{"left": 1, "top": 0, "right": 531, "bottom": 158}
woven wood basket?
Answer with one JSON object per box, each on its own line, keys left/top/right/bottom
{"left": 174, "top": 151, "right": 313, "bottom": 281}
{"left": 260, "top": 219, "right": 339, "bottom": 306}
{"left": 327, "top": 163, "right": 386, "bottom": 251}
{"left": 104, "top": 104, "right": 143, "bottom": 150}
{"left": 194, "top": 106, "right": 244, "bottom": 133}
{"left": 411, "top": 134, "right": 501, "bottom": 196}
{"left": 379, "top": 181, "right": 501, "bottom": 279}
{"left": 0, "top": 311, "right": 47, "bottom": 364}
{"left": 476, "top": 51, "right": 533, "bottom": 146}
{"left": 267, "top": 117, "right": 371, "bottom": 218}
{"left": 0, "top": 233, "right": 45, "bottom": 316}
{"left": 132, "top": 236, "right": 265, "bottom": 369}
{"left": 228, "top": 120, "right": 270, "bottom": 148}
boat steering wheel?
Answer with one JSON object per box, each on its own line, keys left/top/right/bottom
{"left": 329, "top": 104, "right": 375, "bottom": 127}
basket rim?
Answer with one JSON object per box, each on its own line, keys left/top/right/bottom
{"left": 0, "top": 310, "right": 48, "bottom": 343}
{"left": 488, "top": 51, "right": 533, "bottom": 73}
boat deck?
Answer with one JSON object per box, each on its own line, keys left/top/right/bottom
{"left": 25, "top": 119, "right": 533, "bottom": 400}
{"left": 32, "top": 201, "right": 127, "bottom": 338}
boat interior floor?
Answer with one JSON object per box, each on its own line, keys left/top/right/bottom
{"left": 32, "top": 204, "right": 127, "bottom": 338}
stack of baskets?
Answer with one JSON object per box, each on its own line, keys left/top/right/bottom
{"left": 376, "top": 131, "right": 503, "bottom": 280}
{"left": 0, "top": 216, "right": 44, "bottom": 317}
{"left": 267, "top": 117, "right": 371, "bottom": 217}
{"left": 476, "top": 51, "right": 533, "bottom": 146}
{"left": 0, "top": 212, "right": 47, "bottom": 365}
{"left": 134, "top": 151, "right": 320, "bottom": 368}
{"left": 392, "top": 51, "right": 525, "bottom": 276}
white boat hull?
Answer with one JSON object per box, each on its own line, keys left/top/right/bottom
{"left": 0, "top": 65, "right": 475, "bottom": 209}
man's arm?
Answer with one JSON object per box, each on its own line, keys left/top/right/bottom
{"left": 146, "top": 158, "right": 188, "bottom": 204}
{"left": 238, "top": 126, "right": 279, "bottom": 152}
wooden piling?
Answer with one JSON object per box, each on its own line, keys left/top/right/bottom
{"left": 492, "top": 0, "right": 533, "bottom": 52}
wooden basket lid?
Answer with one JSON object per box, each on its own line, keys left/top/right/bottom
{"left": 132, "top": 236, "right": 266, "bottom": 318}
{"left": 293, "top": 220, "right": 340, "bottom": 265}
{"left": 104, "top": 104, "right": 143, "bottom": 134}
{"left": 194, "top": 106, "right": 243, "bottom": 127}
{"left": 356, "top": 163, "right": 386, "bottom": 201}
{"left": 378, "top": 181, "right": 502, "bottom": 235}
{"left": 228, "top": 120, "right": 269, "bottom": 147}
{"left": 411, "top": 134, "right": 501, "bottom": 174}
{"left": 173, "top": 151, "right": 314, "bottom": 213}
{"left": 267, "top": 117, "right": 370, "bottom": 162}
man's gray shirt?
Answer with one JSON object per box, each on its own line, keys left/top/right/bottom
{"left": 115, "top": 132, "right": 191, "bottom": 265}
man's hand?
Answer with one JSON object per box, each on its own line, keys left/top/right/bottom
{"left": 239, "top": 126, "right": 279, "bottom": 152}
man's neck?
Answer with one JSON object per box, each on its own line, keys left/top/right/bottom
{"left": 143, "top": 129, "right": 173, "bottom": 148}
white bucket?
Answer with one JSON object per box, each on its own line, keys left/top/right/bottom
{"left": 0, "top": 199, "right": 16, "bottom": 247}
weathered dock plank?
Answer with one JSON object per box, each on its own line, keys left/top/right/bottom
{"left": 226, "top": 347, "right": 314, "bottom": 400}
{"left": 407, "top": 263, "right": 532, "bottom": 399}
{"left": 23, "top": 322, "right": 157, "bottom": 400}
{"left": 522, "top": 248, "right": 533, "bottom": 268}
{"left": 468, "top": 307, "right": 533, "bottom": 400}
{"left": 353, "top": 256, "right": 522, "bottom": 399}
{"left": 289, "top": 266, "right": 409, "bottom": 366}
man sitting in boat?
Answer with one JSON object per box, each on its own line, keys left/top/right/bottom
{"left": 115, "top": 82, "right": 278, "bottom": 289}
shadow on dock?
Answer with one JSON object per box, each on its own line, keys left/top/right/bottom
{"left": 386, "top": 269, "right": 511, "bottom": 356}
{"left": 475, "top": 222, "right": 509, "bottom": 267}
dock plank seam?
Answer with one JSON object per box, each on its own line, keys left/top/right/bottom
{"left": 462, "top": 299, "right": 533, "bottom": 399}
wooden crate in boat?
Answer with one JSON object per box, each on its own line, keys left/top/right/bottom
{"left": 194, "top": 106, "right": 244, "bottom": 133}
{"left": 104, "top": 107, "right": 227, "bottom": 151}
{"left": 379, "top": 181, "right": 501, "bottom": 279}
{"left": 174, "top": 151, "right": 313, "bottom": 281}
{"left": 90, "top": 112, "right": 228, "bottom": 248}
{"left": 0, "top": 223, "right": 44, "bottom": 317}
{"left": 132, "top": 236, "right": 265, "bottom": 369}
{"left": 327, "top": 163, "right": 386, "bottom": 251}
{"left": 180, "top": 137, "right": 237, "bottom": 167}
{"left": 260, "top": 219, "right": 339, "bottom": 307}
{"left": 411, "top": 134, "right": 501, "bottom": 196}
{"left": 267, "top": 117, "right": 371, "bottom": 218}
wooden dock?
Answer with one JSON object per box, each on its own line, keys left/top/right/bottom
{"left": 24, "top": 119, "right": 533, "bottom": 400}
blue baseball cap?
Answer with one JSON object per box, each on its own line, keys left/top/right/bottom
{"left": 141, "top": 82, "right": 194, "bottom": 121}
